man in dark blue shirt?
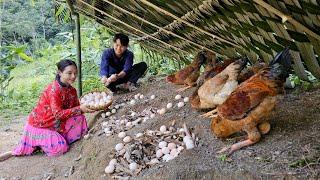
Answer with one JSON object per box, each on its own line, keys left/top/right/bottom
{"left": 100, "top": 33, "right": 147, "bottom": 92}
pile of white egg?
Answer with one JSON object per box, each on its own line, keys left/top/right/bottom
{"left": 105, "top": 123, "right": 196, "bottom": 176}
{"left": 80, "top": 91, "right": 112, "bottom": 109}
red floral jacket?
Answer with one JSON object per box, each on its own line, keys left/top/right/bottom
{"left": 28, "top": 80, "right": 82, "bottom": 133}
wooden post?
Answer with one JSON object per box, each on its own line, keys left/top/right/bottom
{"left": 75, "top": 13, "right": 82, "bottom": 97}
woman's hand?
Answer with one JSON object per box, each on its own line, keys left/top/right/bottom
{"left": 80, "top": 104, "right": 96, "bottom": 113}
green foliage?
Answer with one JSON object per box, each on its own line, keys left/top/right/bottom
{"left": 0, "top": 0, "right": 182, "bottom": 119}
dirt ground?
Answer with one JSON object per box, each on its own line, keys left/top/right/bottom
{"left": 0, "top": 76, "right": 319, "bottom": 180}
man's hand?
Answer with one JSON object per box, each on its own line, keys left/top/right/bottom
{"left": 108, "top": 74, "right": 118, "bottom": 82}
{"left": 101, "top": 76, "right": 108, "bottom": 84}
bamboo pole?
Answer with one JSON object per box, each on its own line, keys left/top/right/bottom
{"left": 78, "top": 0, "right": 190, "bottom": 55}
{"left": 253, "top": 0, "right": 320, "bottom": 41}
{"left": 138, "top": 0, "right": 240, "bottom": 48}
{"left": 75, "top": 7, "right": 184, "bottom": 57}
{"left": 101, "top": 0, "right": 218, "bottom": 55}
{"left": 75, "top": 13, "right": 82, "bottom": 96}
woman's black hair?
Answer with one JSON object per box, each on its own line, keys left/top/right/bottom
{"left": 113, "top": 33, "right": 129, "bottom": 46}
{"left": 56, "top": 59, "right": 77, "bottom": 72}
{"left": 56, "top": 59, "right": 77, "bottom": 86}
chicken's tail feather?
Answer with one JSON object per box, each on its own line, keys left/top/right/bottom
{"left": 269, "top": 47, "right": 292, "bottom": 80}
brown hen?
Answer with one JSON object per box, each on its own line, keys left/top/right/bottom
{"left": 166, "top": 51, "right": 208, "bottom": 91}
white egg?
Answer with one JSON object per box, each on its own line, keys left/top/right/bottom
{"left": 166, "top": 103, "right": 173, "bottom": 109}
{"left": 130, "top": 99, "right": 136, "bottom": 105}
{"left": 149, "top": 158, "right": 160, "bottom": 164}
{"left": 142, "top": 117, "right": 149, "bottom": 123}
{"left": 106, "top": 112, "right": 111, "bottom": 117}
{"left": 156, "top": 149, "right": 163, "bottom": 158}
{"left": 167, "top": 142, "right": 176, "bottom": 150}
{"left": 129, "top": 162, "right": 138, "bottom": 171}
{"left": 114, "top": 104, "right": 120, "bottom": 109}
{"left": 183, "top": 97, "right": 189, "bottom": 102}
{"left": 183, "top": 136, "right": 195, "bottom": 149}
{"left": 101, "top": 113, "right": 106, "bottom": 118}
{"left": 123, "top": 136, "right": 132, "bottom": 143}
{"left": 119, "top": 149, "right": 126, "bottom": 156}
{"left": 158, "top": 108, "right": 166, "bottom": 115}
{"left": 83, "top": 134, "right": 90, "bottom": 139}
{"left": 150, "top": 95, "right": 156, "bottom": 99}
{"left": 104, "top": 164, "right": 115, "bottom": 174}
{"left": 118, "top": 132, "right": 126, "bottom": 138}
{"left": 136, "top": 133, "right": 143, "bottom": 138}
{"left": 150, "top": 114, "right": 156, "bottom": 118}
{"left": 104, "top": 129, "right": 112, "bottom": 134}
{"left": 177, "top": 146, "right": 184, "bottom": 151}
{"left": 177, "top": 102, "right": 185, "bottom": 108}
{"left": 134, "top": 94, "right": 139, "bottom": 100}
{"left": 102, "top": 121, "right": 108, "bottom": 127}
{"left": 139, "top": 94, "right": 144, "bottom": 99}
{"left": 159, "top": 125, "right": 167, "bottom": 132}
{"left": 179, "top": 128, "right": 185, "bottom": 133}
{"left": 126, "top": 122, "right": 132, "bottom": 127}
{"left": 170, "top": 148, "right": 178, "bottom": 157}
{"left": 115, "top": 143, "right": 124, "bottom": 151}
{"left": 109, "top": 159, "right": 117, "bottom": 165}
{"left": 111, "top": 109, "right": 116, "bottom": 114}
{"left": 161, "top": 147, "right": 170, "bottom": 154}
{"left": 158, "top": 141, "right": 167, "bottom": 148}
{"left": 165, "top": 154, "right": 174, "bottom": 162}
{"left": 162, "top": 154, "right": 173, "bottom": 162}
{"left": 175, "top": 94, "right": 182, "bottom": 100}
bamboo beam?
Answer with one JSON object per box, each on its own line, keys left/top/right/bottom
{"left": 101, "top": 0, "right": 217, "bottom": 55}
{"left": 75, "top": 7, "right": 181, "bottom": 57}
{"left": 75, "top": 13, "right": 82, "bottom": 96}
{"left": 253, "top": 0, "right": 320, "bottom": 41}
{"left": 75, "top": 7, "right": 181, "bottom": 56}
{"left": 75, "top": 7, "right": 141, "bottom": 39}
{"left": 138, "top": 0, "right": 240, "bottom": 48}
{"left": 78, "top": 0, "right": 190, "bottom": 55}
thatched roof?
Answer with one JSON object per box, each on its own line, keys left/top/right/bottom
{"left": 66, "top": 0, "right": 320, "bottom": 80}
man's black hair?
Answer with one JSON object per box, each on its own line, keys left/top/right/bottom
{"left": 113, "top": 33, "right": 129, "bottom": 46}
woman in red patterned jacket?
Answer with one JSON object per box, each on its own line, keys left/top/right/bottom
{"left": 0, "top": 59, "right": 96, "bottom": 161}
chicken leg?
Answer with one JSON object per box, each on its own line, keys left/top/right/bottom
{"left": 176, "top": 85, "right": 193, "bottom": 92}
{"left": 218, "top": 126, "right": 261, "bottom": 155}
{"left": 200, "top": 109, "right": 217, "bottom": 118}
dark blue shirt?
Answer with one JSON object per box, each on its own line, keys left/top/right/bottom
{"left": 100, "top": 48, "right": 134, "bottom": 77}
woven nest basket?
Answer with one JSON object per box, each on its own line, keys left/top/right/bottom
{"left": 80, "top": 88, "right": 113, "bottom": 110}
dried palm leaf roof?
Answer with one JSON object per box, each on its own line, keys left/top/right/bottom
{"left": 66, "top": 0, "right": 320, "bottom": 80}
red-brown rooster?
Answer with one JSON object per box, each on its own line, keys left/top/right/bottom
{"left": 210, "top": 47, "right": 292, "bottom": 154}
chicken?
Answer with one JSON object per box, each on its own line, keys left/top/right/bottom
{"left": 210, "top": 47, "right": 292, "bottom": 154}
{"left": 237, "top": 61, "right": 267, "bottom": 83}
{"left": 190, "top": 58, "right": 248, "bottom": 111}
{"left": 166, "top": 51, "right": 208, "bottom": 92}
{"left": 196, "top": 58, "right": 234, "bottom": 88}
